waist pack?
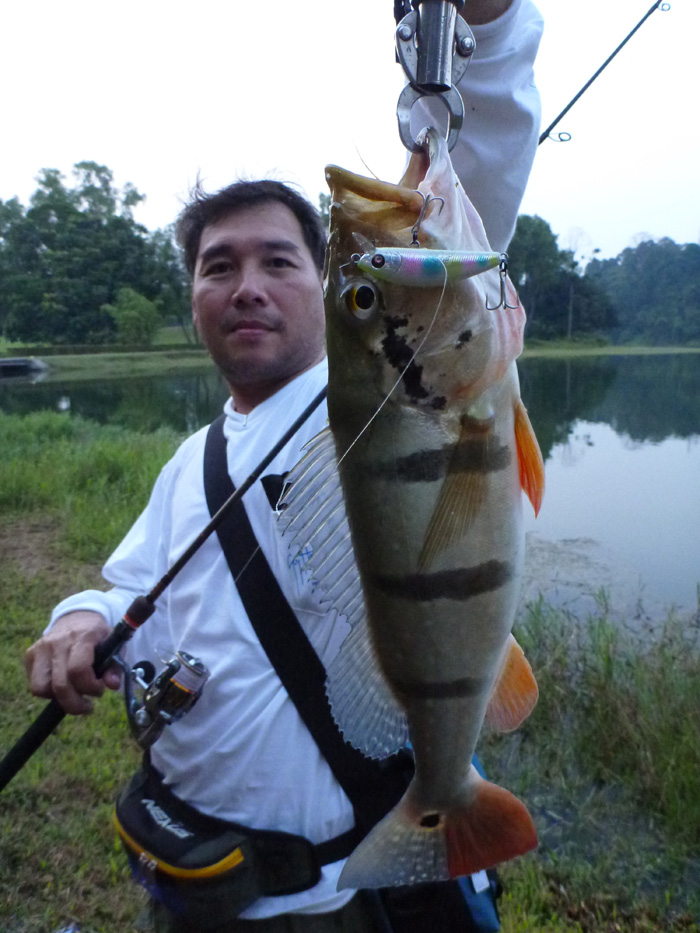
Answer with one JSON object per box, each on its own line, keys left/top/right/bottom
{"left": 114, "top": 764, "right": 352, "bottom": 927}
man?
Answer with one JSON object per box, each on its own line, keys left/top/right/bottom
{"left": 25, "top": 1, "right": 543, "bottom": 929}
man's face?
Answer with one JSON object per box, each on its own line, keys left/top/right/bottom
{"left": 192, "top": 202, "right": 326, "bottom": 411}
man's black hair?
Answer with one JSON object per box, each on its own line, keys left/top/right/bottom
{"left": 176, "top": 180, "right": 327, "bottom": 276}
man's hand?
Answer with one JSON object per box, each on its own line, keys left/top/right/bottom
{"left": 462, "top": 0, "right": 513, "bottom": 25}
{"left": 25, "top": 611, "right": 122, "bottom": 715}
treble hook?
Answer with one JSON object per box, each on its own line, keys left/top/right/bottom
{"left": 486, "top": 254, "right": 519, "bottom": 311}
{"left": 410, "top": 193, "right": 445, "bottom": 246}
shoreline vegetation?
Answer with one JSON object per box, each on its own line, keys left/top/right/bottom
{"left": 1, "top": 369, "right": 699, "bottom": 930}
{"left": 1, "top": 336, "right": 699, "bottom": 386}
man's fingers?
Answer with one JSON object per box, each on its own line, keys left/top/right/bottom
{"left": 102, "top": 665, "right": 123, "bottom": 692}
{"left": 24, "top": 611, "right": 112, "bottom": 716}
{"left": 66, "top": 638, "right": 108, "bottom": 697}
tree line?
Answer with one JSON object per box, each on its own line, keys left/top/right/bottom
{"left": 0, "top": 162, "right": 192, "bottom": 346}
{"left": 1, "top": 164, "right": 698, "bottom": 347}
{"left": 508, "top": 215, "right": 700, "bottom": 344}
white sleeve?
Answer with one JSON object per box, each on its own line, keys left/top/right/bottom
{"left": 410, "top": 0, "right": 544, "bottom": 251}
{"left": 49, "top": 455, "right": 179, "bottom": 631}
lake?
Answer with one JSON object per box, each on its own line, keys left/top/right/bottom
{"left": 2, "top": 352, "right": 699, "bottom": 624}
{"left": 518, "top": 353, "right": 700, "bottom": 628}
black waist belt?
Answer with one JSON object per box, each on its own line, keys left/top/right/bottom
{"left": 201, "top": 413, "right": 413, "bottom": 888}
{"left": 116, "top": 758, "right": 358, "bottom": 897}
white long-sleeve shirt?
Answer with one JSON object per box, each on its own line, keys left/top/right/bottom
{"left": 50, "top": 1, "right": 543, "bottom": 918}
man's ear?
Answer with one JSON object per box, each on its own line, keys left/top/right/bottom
{"left": 191, "top": 296, "right": 200, "bottom": 334}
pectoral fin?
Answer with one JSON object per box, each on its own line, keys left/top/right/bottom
{"left": 514, "top": 399, "right": 545, "bottom": 516}
{"left": 485, "top": 635, "right": 539, "bottom": 732}
{"left": 418, "top": 417, "right": 505, "bottom": 570}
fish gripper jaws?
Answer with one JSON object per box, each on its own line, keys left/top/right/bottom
{"left": 395, "top": 1, "right": 475, "bottom": 153}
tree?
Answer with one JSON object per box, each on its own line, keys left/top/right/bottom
{"left": 507, "top": 215, "right": 563, "bottom": 334}
{"left": 0, "top": 163, "right": 189, "bottom": 345}
{"left": 102, "top": 288, "right": 162, "bottom": 346}
{"left": 586, "top": 238, "right": 700, "bottom": 344}
{"left": 148, "top": 225, "right": 195, "bottom": 344}
{"left": 508, "top": 215, "right": 614, "bottom": 339}
{"left": 318, "top": 193, "right": 331, "bottom": 230}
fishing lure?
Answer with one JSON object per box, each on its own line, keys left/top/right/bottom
{"left": 353, "top": 247, "right": 503, "bottom": 287}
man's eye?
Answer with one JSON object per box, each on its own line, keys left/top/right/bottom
{"left": 268, "top": 256, "right": 294, "bottom": 269}
{"left": 204, "top": 261, "right": 231, "bottom": 276}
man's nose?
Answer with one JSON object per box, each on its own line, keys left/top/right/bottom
{"left": 231, "top": 265, "right": 267, "bottom": 305}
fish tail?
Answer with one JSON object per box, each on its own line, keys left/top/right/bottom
{"left": 444, "top": 778, "right": 537, "bottom": 877}
{"left": 337, "top": 777, "right": 536, "bottom": 890}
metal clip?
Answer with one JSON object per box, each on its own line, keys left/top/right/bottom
{"left": 396, "top": 3, "right": 475, "bottom": 153}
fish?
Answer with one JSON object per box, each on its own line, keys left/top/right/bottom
{"left": 279, "top": 127, "right": 544, "bottom": 889}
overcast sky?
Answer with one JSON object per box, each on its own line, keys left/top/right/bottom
{"left": 3, "top": 0, "right": 696, "bottom": 262}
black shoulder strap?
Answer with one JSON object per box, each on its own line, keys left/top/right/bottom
{"left": 203, "top": 415, "right": 412, "bottom": 861}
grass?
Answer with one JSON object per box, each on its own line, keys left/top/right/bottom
{"left": 484, "top": 596, "right": 700, "bottom": 931}
{"left": 0, "top": 411, "right": 180, "bottom": 560}
{"left": 0, "top": 412, "right": 181, "bottom": 931}
{"left": 522, "top": 340, "right": 700, "bottom": 358}
{"left": 1, "top": 410, "right": 699, "bottom": 931}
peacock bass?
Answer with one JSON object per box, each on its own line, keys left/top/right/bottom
{"left": 280, "top": 126, "right": 544, "bottom": 889}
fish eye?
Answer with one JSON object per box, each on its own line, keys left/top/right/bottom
{"left": 371, "top": 254, "right": 386, "bottom": 269}
{"left": 342, "top": 281, "right": 380, "bottom": 321}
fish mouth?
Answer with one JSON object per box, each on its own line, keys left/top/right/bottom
{"left": 324, "top": 165, "right": 425, "bottom": 211}
{"left": 324, "top": 128, "right": 438, "bottom": 207}
{"left": 324, "top": 129, "right": 454, "bottom": 250}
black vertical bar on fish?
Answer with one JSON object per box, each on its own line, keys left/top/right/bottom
{"left": 0, "top": 387, "right": 328, "bottom": 792}
{"left": 539, "top": 1, "right": 668, "bottom": 145}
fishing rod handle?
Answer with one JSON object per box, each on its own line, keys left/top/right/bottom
{"left": 0, "top": 605, "right": 152, "bottom": 793}
{"left": 0, "top": 700, "right": 67, "bottom": 792}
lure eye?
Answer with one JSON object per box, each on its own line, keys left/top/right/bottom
{"left": 342, "top": 282, "right": 380, "bottom": 320}
{"left": 371, "top": 254, "right": 386, "bottom": 269}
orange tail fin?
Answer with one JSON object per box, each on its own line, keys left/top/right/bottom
{"left": 338, "top": 776, "right": 537, "bottom": 891}
{"left": 445, "top": 779, "right": 537, "bottom": 877}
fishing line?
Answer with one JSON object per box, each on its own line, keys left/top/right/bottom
{"left": 354, "top": 145, "right": 382, "bottom": 181}
{"left": 338, "top": 263, "right": 449, "bottom": 468}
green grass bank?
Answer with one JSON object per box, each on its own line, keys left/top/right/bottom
{"left": 1, "top": 411, "right": 699, "bottom": 932}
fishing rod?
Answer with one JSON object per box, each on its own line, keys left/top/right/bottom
{"left": 0, "top": 386, "right": 328, "bottom": 793}
{"left": 539, "top": 0, "right": 671, "bottom": 145}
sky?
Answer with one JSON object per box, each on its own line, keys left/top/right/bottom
{"left": 2, "top": 0, "right": 697, "bottom": 262}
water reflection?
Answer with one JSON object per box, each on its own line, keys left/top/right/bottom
{"left": 516, "top": 354, "right": 700, "bottom": 619}
{"left": 518, "top": 354, "right": 700, "bottom": 457}
{"left": 0, "top": 371, "right": 230, "bottom": 434}
{"left": 2, "top": 353, "right": 699, "bottom": 618}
